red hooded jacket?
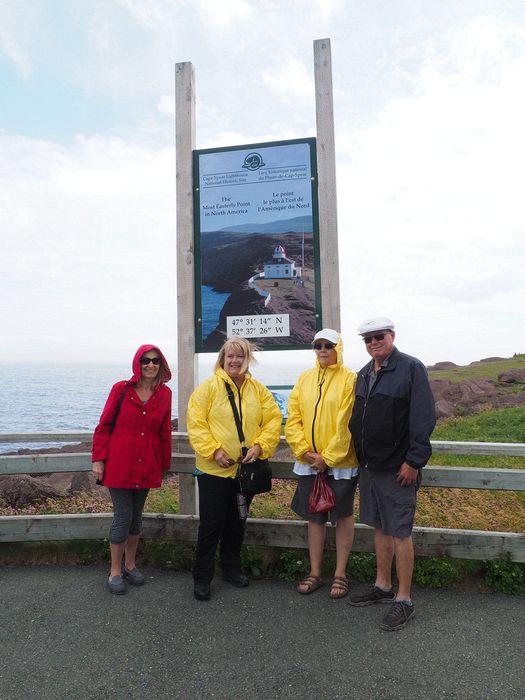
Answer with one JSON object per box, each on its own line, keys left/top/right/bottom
{"left": 92, "top": 344, "right": 172, "bottom": 489}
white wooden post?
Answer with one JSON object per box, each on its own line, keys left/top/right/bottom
{"left": 175, "top": 61, "right": 198, "bottom": 514}
{"left": 314, "top": 38, "right": 341, "bottom": 331}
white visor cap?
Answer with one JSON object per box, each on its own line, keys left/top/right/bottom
{"left": 313, "top": 328, "right": 340, "bottom": 344}
{"left": 357, "top": 316, "right": 395, "bottom": 335}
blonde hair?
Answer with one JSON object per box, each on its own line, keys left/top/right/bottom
{"left": 215, "top": 337, "right": 259, "bottom": 376}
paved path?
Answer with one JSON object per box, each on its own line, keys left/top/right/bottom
{"left": 1, "top": 566, "right": 524, "bottom": 700}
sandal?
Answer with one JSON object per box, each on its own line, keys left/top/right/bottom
{"left": 296, "top": 575, "right": 323, "bottom": 595}
{"left": 329, "top": 576, "right": 349, "bottom": 599}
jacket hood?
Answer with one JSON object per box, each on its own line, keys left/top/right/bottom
{"left": 130, "top": 344, "right": 172, "bottom": 384}
{"left": 314, "top": 331, "right": 344, "bottom": 369}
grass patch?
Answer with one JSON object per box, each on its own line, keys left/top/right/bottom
{"left": 415, "top": 488, "right": 525, "bottom": 532}
{"left": 432, "top": 407, "right": 525, "bottom": 443}
{"left": 428, "top": 354, "right": 525, "bottom": 383}
{"left": 428, "top": 453, "right": 525, "bottom": 469}
{"left": 0, "top": 540, "right": 110, "bottom": 565}
{"left": 0, "top": 492, "right": 111, "bottom": 516}
{"left": 144, "top": 476, "right": 179, "bottom": 514}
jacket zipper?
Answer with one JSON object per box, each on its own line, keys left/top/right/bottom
{"left": 311, "top": 369, "right": 326, "bottom": 453}
{"left": 361, "top": 365, "right": 383, "bottom": 466}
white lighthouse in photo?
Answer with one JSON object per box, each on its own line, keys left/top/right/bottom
{"left": 263, "top": 245, "right": 301, "bottom": 279}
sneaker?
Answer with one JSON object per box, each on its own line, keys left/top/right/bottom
{"left": 122, "top": 566, "right": 145, "bottom": 586}
{"left": 380, "top": 601, "right": 415, "bottom": 631}
{"left": 222, "top": 570, "right": 249, "bottom": 587}
{"left": 348, "top": 585, "right": 395, "bottom": 607}
{"left": 193, "top": 581, "right": 211, "bottom": 601}
{"left": 107, "top": 575, "right": 126, "bottom": 595}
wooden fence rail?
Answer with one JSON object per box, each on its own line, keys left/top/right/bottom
{"left": 1, "top": 432, "right": 524, "bottom": 562}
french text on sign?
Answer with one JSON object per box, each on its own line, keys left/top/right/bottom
{"left": 227, "top": 314, "right": 290, "bottom": 338}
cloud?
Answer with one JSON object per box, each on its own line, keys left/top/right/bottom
{"left": 111, "top": 0, "right": 170, "bottom": 28}
{"left": 0, "top": 131, "right": 176, "bottom": 363}
{"left": 260, "top": 58, "right": 314, "bottom": 103}
{"left": 1, "top": 4, "right": 525, "bottom": 368}
{"left": 158, "top": 94, "right": 175, "bottom": 116}
{"left": 192, "top": 0, "right": 253, "bottom": 28}
{"left": 336, "top": 16, "right": 525, "bottom": 364}
{"left": 0, "top": 2, "right": 35, "bottom": 79}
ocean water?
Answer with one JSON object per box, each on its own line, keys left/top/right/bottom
{"left": 0, "top": 360, "right": 304, "bottom": 454}
{"left": 201, "top": 285, "right": 230, "bottom": 338}
{"left": 0, "top": 363, "right": 133, "bottom": 453}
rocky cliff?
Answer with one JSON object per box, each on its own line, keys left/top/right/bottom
{"left": 429, "top": 365, "right": 525, "bottom": 419}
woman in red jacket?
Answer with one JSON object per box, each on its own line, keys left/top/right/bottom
{"left": 92, "top": 344, "right": 172, "bottom": 594}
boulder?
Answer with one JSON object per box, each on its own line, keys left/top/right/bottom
{"left": 429, "top": 361, "right": 458, "bottom": 370}
{"left": 435, "top": 399, "right": 456, "bottom": 420}
{"left": 498, "top": 368, "right": 525, "bottom": 384}
{"left": 0, "top": 475, "right": 63, "bottom": 508}
{"left": 68, "top": 472, "right": 95, "bottom": 495}
{"left": 429, "top": 379, "right": 454, "bottom": 402}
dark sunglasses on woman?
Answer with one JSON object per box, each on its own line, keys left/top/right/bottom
{"left": 140, "top": 357, "right": 161, "bottom": 365}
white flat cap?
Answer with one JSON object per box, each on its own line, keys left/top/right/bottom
{"left": 313, "top": 328, "right": 339, "bottom": 344}
{"left": 357, "top": 316, "right": 395, "bottom": 335}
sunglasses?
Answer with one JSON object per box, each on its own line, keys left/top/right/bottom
{"left": 313, "top": 342, "right": 335, "bottom": 350}
{"left": 363, "top": 333, "right": 388, "bottom": 344}
{"left": 140, "top": 357, "right": 161, "bottom": 365}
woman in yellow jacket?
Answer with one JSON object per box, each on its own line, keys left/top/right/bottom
{"left": 187, "top": 337, "right": 281, "bottom": 601}
{"left": 285, "top": 328, "right": 358, "bottom": 599}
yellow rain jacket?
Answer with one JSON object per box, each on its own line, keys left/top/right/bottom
{"left": 285, "top": 335, "right": 358, "bottom": 468}
{"left": 187, "top": 367, "right": 282, "bottom": 478}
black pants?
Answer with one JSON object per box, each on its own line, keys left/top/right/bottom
{"left": 108, "top": 487, "right": 149, "bottom": 544}
{"left": 193, "top": 473, "right": 252, "bottom": 584}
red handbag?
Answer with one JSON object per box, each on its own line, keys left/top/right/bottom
{"left": 308, "top": 472, "right": 336, "bottom": 513}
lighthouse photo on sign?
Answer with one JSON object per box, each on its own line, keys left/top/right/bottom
{"left": 194, "top": 138, "right": 322, "bottom": 352}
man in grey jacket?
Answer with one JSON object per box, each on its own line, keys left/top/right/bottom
{"left": 348, "top": 317, "right": 436, "bottom": 631}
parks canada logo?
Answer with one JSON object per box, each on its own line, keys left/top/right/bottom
{"left": 242, "top": 152, "right": 265, "bottom": 171}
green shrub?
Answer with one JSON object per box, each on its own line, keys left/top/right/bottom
{"left": 348, "top": 553, "right": 376, "bottom": 582}
{"left": 483, "top": 558, "right": 524, "bottom": 595}
{"left": 275, "top": 550, "right": 309, "bottom": 581}
{"left": 140, "top": 539, "right": 194, "bottom": 570}
{"left": 432, "top": 407, "right": 525, "bottom": 443}
{"left": 413, "top": 558, "right": 460, "bottom": 588}
{"left": 241, "top": 545, "right": 265, "bottom": 578}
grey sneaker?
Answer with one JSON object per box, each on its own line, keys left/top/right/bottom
{"left": 380, "top": 601, "right": 415, "bottom": 631}
{"left": 107, "top": 575, "right": 126, "bottom": 595}
{"left": 349, "top": 585, "right": 395, "bottom": 607}
{"left": 122, "top": 566, "right": 145, "bottom": 586}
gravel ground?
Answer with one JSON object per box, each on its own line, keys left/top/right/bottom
{"left": 1, "top": 565, "right": 524, "bottom": 700}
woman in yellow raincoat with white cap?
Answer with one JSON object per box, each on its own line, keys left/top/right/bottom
{"left": 285, "top": 328, "right": 358, "bottom": 599}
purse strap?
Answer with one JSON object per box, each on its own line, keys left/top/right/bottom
{"left": 109, "top": 382, "right": 127, "bottom": 434}
{"left": 224, "top": 380, "right": 245, "bottom": 445}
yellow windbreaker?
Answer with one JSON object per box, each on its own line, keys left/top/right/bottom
{"left": 285, "top": 336, "right": 358, "bottom": 468}
{"left": 187, "top": 367, "right": 282, "bottom": 478}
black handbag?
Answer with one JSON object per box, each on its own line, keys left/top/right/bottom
{"left": 224, "top": 381, "right": 273, "bottom": 495}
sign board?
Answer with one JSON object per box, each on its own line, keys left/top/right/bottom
{"left": 193, "top": 138, "right": 322, "bottom": 352}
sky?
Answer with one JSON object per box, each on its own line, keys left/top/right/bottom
{"left": 1, "top": 0, "right": 524, "bottom": 379}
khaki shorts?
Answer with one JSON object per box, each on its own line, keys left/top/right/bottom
{"left": 358, "top": 467, "right": 421, "bottom": 538}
